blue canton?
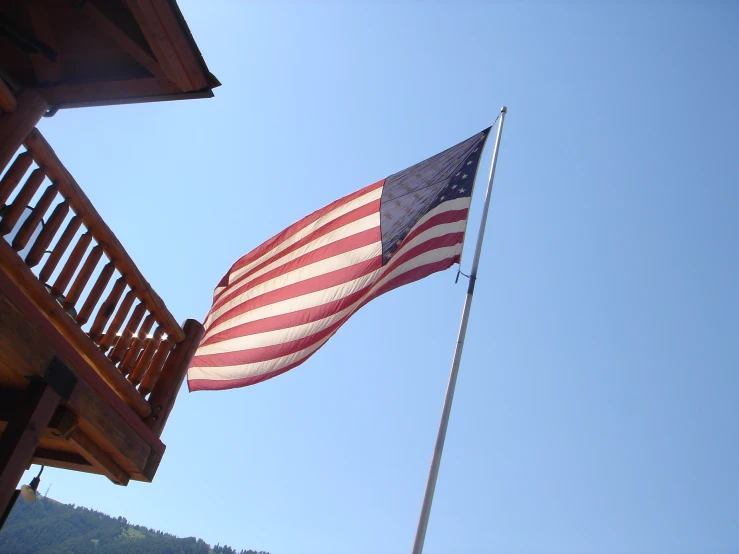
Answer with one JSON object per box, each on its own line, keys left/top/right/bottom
{"left": 380, "top": 128, "right": 491, "bottom": 264}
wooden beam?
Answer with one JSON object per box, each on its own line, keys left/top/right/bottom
{"left": 69, "top": 428, "right": 129, "bottom": 486}
{"left": 32, "top": 448, "right": 96, "bottom": 474}
{"left": 32, "top": 77, "right": 180, "bottom": 108}
{"left": 0, "top": 368, "right": 73, "bottom": 515}
{"left": 83, "top": 2, "right": 165, "bottom": 80}
{"left": 146, "top": 319, "right": 204, "bottom": 437}
{"left": 0, "top": 79, "right": 17, "bottom": 113}
{"left": 0, "top": 90, "right": 47, "bottom": 176}
{"left": 125, "top": 0, "right": 208, "bottom": 92}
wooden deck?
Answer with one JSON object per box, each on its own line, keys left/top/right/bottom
{"left": 0, "top": 127, "right": 203, "bottom": 485}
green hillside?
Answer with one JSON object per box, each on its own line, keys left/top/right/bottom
{"left": 0, "top": 495, "right": 267, "bottom": 554}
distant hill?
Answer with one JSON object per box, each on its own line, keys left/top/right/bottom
{"left": 0, "top": 495, "right": 267, "bottom": 554}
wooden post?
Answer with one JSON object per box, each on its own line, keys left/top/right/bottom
{"left": 145, "top": 319, "right": 204, "bottom": 437}
{"left": 0, "top": 358, "right": 76, "bottom": 524}
{"left": 0, "top": 90, "right": 47, "bottom": 176}
{"left": 0, "top": 79, "right": 17, "bottom": 113}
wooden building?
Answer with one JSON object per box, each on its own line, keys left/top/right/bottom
{"left": 0, "top": 0, "right": 219, "bottom": 525}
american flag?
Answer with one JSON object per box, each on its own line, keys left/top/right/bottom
{"left": 188, "top": 128, "right": 491, "bottom": 391}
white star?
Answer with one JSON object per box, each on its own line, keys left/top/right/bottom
{"left": 452, "top": 184, "right": 457, "bottom": 189}
{"left": 441, "top": 196, "right": 445, "bottom": 200}
{"left": 459, "top": 188, "right": 465, "bottom": 193}
{"left": 462, "top": 173, "right": 468, "bottom": 179}
{"left": 456, "top": 172, "right": 460, "bottom": 176}
{"left": 472, "top": 148, "right": 478, "bottom": 153}
{"left": 467, "top": 160, "right": 474, "bottom": 165}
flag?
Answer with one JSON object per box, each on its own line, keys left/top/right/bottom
{"left": 188, "top": 128, "right": 491, "bottom": 391}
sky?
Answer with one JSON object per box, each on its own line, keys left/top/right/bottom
{"left": 14, "top": 1, "right": 739, "bottom": 553}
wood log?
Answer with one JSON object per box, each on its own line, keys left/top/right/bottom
{"left": 50, "top": 231, "right": 92, "bottom": 297}
{"left": 25, "top": 2, "right": 62, "bottom": 85}
{"left": 145, "top": 319, "right": 204, "bottom": 437}
{"left": 120, "top": 313, "right": 155, "bottom": 376}
{"left": 0, "top": 152, "right": 33, "bottom": 206}
{"left": 23, "top": 129, "right": 185, "bottom": 343}
{"left": 82, "top": 3, "right": 165, "bottom": 80}
{"left": 110, "top": 302, "right": 146, "bottom": 365}
{"left": 69, "top": 428, "right": 129, "bottom": 486}
{"left": 124, "top": 0, "right": 208, "bottom": 91}
{"left": 100, "top": 289, "right": 136, "bottom": 349}
{"left": 12, "top": 183, "right": 57, "bottom": 252}
{"left": 0, "top": 168, "right": 46, "bottom": 236}
{"left": 128, "top": 326, "right": 164, "bottom": 386}
{"left": 137, "top": 338, "right": 174, "bottom": 396}
{"left": 39, "top": 215, "right": 82, "bottom": 283}
{"left": 77, "top": 261, "right": 115, "bottom": 325}
{"left": 0, "top": 91, "right": 47, "bottom": 175}
{"left": 0, "top": 80, "right": 16, "bottom": 113}
{"left": 63, "top": 244, "right": 104, "bottom": 310}
{"left": 25, "top": 200, "right": 68, "bottom": 268}
{"left": 89, "top": 275, "right": 126, "bottom": 342}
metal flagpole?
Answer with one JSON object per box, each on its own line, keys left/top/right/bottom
{"left": 411, "top": 106, "right": 507, "bottom": 554}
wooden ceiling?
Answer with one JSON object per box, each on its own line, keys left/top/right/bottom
{"left": 0, "top": 0, "right": 220, "bottom": 110}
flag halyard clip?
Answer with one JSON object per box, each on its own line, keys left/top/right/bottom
{"left": 455, "top": 268, "right": 471, "bottom": 284}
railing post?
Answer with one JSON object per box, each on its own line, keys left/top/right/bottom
{"left": 145, "top": 319, "right": 204, "bottom": 437}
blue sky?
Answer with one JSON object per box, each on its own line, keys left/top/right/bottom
{"left": 17, "top": 2, "right": 739, "bottom": 553}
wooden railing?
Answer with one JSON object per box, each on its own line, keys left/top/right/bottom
{"left": 0, "top": 126, "right": 201, "bottom": 425}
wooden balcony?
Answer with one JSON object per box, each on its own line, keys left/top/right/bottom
{"left": 0, "top": 125, "right": 203, "bottom": 486}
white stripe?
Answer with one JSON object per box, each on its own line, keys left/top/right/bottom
{"left": 218, "top": 186, "right": 383, "bottom": 294}
{"left": 206, "top": 212, "right": 380, "bottom": 324}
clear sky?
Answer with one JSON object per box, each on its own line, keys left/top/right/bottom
{"left": 17, "top": 2, "right": 739, "bottom": 553}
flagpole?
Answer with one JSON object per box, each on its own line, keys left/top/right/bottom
{"left": 411, "top": 106, "right": 507, "bottom": 554}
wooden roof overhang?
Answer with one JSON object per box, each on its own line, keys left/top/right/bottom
{"left": 0, "top": 0, "right": 220, "bottom": 111}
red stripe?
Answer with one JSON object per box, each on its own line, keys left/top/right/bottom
{"left": 211, "top": 223, "right": 381, "bottom": 315}
{"left": 214, "top": 180, "right": 384, "bottom": 296}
